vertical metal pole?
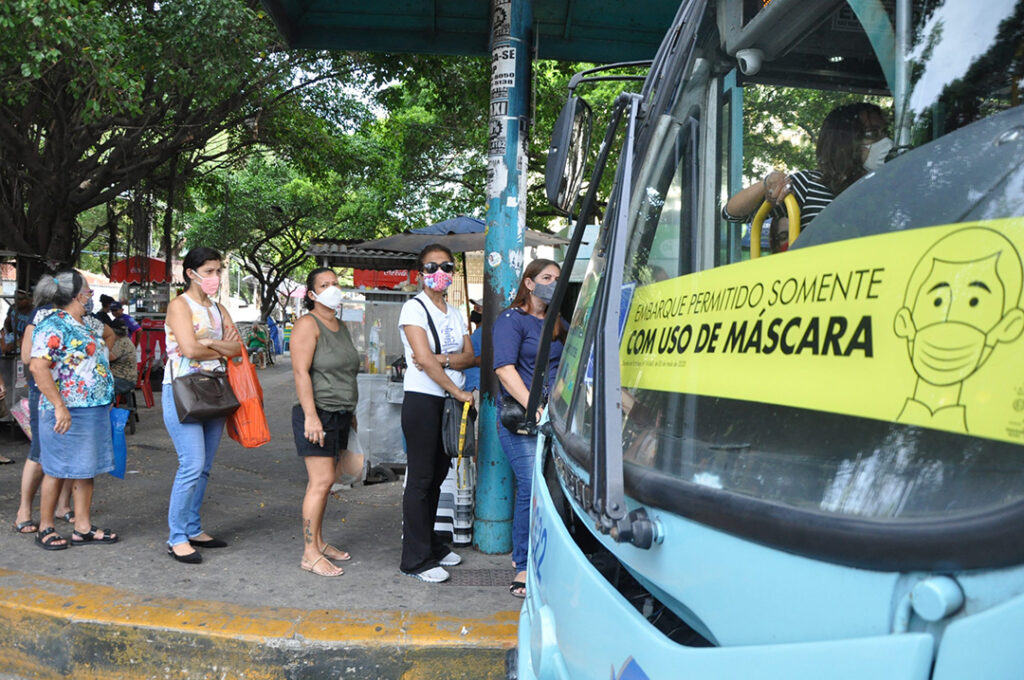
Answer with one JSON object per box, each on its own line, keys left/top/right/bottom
{"left": 475, "top": 0, "right": 532, "bottom": 554}
{"left": 894, "top": 0, "right": 911, "bottom": 147}
{"left": 724, "top": 69, "right": 744, "bottom": 263}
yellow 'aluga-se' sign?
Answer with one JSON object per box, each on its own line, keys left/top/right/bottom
{"left": 620, "top": 219, "right": 1024, "bottom": 446}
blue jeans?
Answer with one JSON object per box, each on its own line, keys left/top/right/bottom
{"left": 162, "top": 388, "right": 225, "bottom": 546}
{"left": 497, "top": 421, "right": 537, "bottom": 571}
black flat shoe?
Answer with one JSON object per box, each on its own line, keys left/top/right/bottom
{"left": 189, "top": 537, "right": 228, "bottom": 548}
{"left": 167, "top": 546, "right": 202, "bottom": 564}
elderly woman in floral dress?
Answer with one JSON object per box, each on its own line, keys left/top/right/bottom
{"left": 29, "top": 269, "right": 118, "bottom": 550}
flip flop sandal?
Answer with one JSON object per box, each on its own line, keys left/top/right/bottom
{"left": 301, "top": 554, "right": 344, "bottom": 577}
{"left": 71, "top": 526, "right": 119, "bottom": 545}
{"left": 509, "top": 580, "right": 527, "bottom": 598}
{"left": 35, "top": 527, "right": 68, "bottom": 551}
{"left": 13, "top": 519, "right": 39, "bottom": 534}
{"left": 56, "top": 511, "right": 75, "bottom": 523}
{"left": 0, "top": 457, "right": 15, "bottom": 465}
{"left": 321, "top": 544, "right": 352, "bottom": 561}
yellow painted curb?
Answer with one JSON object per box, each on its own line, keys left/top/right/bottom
{"left": 0, "top": 568, "right": 517, "bottom": 647}
{"left": 0, "top": 568, "right": 517, "bottom": 679}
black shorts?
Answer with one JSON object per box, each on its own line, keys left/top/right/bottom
{"left": 291, "top": 405, "right": 352, "bottom": 458}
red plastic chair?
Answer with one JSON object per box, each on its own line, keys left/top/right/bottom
{"left": 135, "top": 324, "right": 167, "bottom": 409}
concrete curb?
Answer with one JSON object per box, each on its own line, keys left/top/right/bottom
{"left": 0, "top": 568, "right": 516, "bottom": 679}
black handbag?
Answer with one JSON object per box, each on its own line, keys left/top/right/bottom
{"left": 442, "top": 395, "right": 477, "bottom": 458}
{"left": 500, "top": 395, "right": 531, "bottom": 435}
{"left": 171, "top": 364, "right": 240, "bottom": 424}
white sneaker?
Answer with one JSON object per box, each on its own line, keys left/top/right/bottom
{"left": 439, "top": 551, "right": 462, "bottom": 567}
{"left": 407, "top": 566, "right": 449, "bottom": 583}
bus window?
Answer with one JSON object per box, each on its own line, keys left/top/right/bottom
{"left": 901, "top": 1, "right": 1024, "bottom": 145}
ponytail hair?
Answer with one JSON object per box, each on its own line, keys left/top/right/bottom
{"left": 33, "top": 269, "right": 84, "bottom": 308}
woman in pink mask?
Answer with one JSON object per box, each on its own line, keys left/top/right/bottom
{"left": 162, "top": 247, "right": 241, "bottom": 564}
{"left": 396, "top": 243, "right": 474, "bottom": 583}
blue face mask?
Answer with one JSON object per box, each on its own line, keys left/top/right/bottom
{"left": 82, "top": 298, "right": 95, "bottom": 314}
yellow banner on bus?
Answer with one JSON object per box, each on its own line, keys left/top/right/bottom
{"left": 620, "top": 220, "right": 1024, "bottom": 446}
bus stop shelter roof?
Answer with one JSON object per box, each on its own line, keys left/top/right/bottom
{"left": 260, "top": 0, "right": 679, "bottom": 63}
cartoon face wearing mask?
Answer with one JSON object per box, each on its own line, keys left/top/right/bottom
{"left": 895, "top": 230, "right": 1024, "bottom": 391}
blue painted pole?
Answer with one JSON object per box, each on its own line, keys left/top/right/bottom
{"left": 475, "top": 0, "right": 532, "bottom": 554}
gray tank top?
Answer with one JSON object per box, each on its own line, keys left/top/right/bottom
{"left": 296, "top": 314, "right": 360, "bottom": 412}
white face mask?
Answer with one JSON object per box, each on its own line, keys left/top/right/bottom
{"left": 313, "top": 285, "right": 343, "bottom": 310}
{"left": 863, "top": 137, "right": 893, "bottom": 172}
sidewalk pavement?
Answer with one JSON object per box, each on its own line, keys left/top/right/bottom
{"left": 0, "top": 355, "right": 519, "bottom": 679}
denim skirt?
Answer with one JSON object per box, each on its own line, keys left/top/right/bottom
{"left": 39, "top": 405, "right": 115, "bottom": 479}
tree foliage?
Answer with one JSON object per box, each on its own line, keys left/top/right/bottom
{"left": 183, "top": 156, "right": 369, "bottom": 319}
{"left": 0, "top": 0, "right": 357, "bottom": 265}
{"left": 356, "top": 54, "right": 638, "bottom": 232}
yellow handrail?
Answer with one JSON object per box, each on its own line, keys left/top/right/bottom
{"left": 749, "top": 194, "right": 801, "bottom": 258}
{"left": 785, "top": 194, "right": 801, "bottom": 245}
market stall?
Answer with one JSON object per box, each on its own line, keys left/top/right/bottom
{"left": 0, "top": 251, "right": 34, "bottom": 428}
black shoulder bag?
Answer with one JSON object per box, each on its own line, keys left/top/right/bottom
{"left": 412, "top": 298, "right": 476, "bottom": 457}
{"left": 169, "top": 304, "right": 240, "bottom": 424}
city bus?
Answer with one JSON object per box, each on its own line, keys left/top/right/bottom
{"left": 512, "top": 0, "right": 1024, "bottom": 678}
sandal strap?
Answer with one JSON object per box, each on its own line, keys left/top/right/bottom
{"left": 73, "top": 526, "right": 103, "bottom": 538}
{"left": 38, "top": 528, "right": 65, "bottom": 544}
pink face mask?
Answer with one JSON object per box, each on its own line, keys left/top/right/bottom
{"left": 192, "top": 272, "right": 220, "bottom": 295}
{"left": 424, "top": 271, "right": 453, "bottom": 292}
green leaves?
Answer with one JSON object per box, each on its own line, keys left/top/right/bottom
{"left": 0, "top": 0, "right": 357, "bottom": 263}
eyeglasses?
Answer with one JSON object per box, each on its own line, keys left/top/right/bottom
{"left": 422, "top": 261, "right": 455, "bottom": 274}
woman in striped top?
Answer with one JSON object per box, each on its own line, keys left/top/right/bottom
{"left": 724, "top": 103, "right": 890, "bottom": 252}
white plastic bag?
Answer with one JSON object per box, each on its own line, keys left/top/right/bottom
{"left": 332, "top": 425, "right": 366, "bottom": 490}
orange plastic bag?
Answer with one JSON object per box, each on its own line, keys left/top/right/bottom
{"left": 226, "top": 343, "right": 271, "bottom": 448}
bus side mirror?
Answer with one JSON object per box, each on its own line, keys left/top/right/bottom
{"left": 545, "top": 95, "right": 593, "bottom": 215}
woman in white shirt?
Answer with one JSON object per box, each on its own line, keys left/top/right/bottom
{"left": 397, "top": 244, "right": 474, "bottom": 583}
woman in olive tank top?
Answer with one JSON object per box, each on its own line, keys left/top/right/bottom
{"left": 290, "top": 268, "right": 361, "bottom": 577}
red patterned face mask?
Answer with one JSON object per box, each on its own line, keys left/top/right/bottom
{"left": 423, "top": 271, "right": 453, "bottom": 292}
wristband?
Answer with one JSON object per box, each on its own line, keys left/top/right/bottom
{"left": 444, "top": 353, "right": 450, "bottom": 369}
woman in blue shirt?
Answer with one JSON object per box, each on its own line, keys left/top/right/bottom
{"left": 493, "top": 258, "right": 566, "bottom": 598}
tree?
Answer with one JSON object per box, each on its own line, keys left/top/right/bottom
{"left": 183, "top": 156, "right": 367, "bottom": 320}
{"left": 356, "top": 54, "right": 634, "bottom": 232}
{"left": 352, "top": 54, "right": 492, "bottom": 234}
{"left": 0, "top": 0, "right": 358, "bottom": 266}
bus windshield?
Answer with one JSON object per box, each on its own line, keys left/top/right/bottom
{"left": 551, "top": 0, "right": 1024, "bottom": 537}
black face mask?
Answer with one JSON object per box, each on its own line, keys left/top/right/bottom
{"left": 469, "top": 310, "right": 482, "bottom": 325}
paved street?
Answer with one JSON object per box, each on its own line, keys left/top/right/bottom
{"left": 0, "top": 355, "right": 519, "bottom": 679}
